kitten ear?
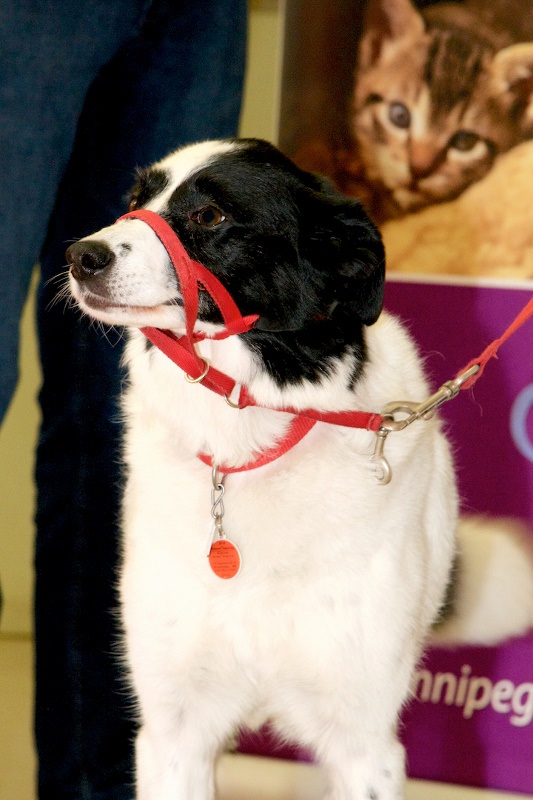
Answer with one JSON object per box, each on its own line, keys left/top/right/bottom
{"left": 491, "top": 43, "right": 533, "bottom": 130}
{"left": 358, "top": 0, "right": 425, "bottom": 71}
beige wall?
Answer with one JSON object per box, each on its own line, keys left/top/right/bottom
{"left": 0, "top": 0, "right": 283, "bottom": 636}
{"left": 240, "top": 0, "right": 284, "bottom": 143}
{"left": 0, "top": 270, "right": 41, "bottom": 634}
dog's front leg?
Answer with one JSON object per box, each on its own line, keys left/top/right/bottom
{"left": 135, "top": 723, "right": 218, "bottom": 800}
{"left": 321, "top": 733, "right": 406, "bottom": 800}
{"left": 130, "top": 653, "right": 250, "bottom": 800}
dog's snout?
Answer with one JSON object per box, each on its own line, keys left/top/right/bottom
{"left": 67, "top": 240, "right": 115, "bottom": 281}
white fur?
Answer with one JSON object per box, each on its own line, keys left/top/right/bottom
{"left": 68, "top": 141, "right": 531, "bottom": 800}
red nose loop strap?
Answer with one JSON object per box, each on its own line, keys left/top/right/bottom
{"left": 120, "top": 210, "right": 201, "bottom": 345}
{"left": 118, "top": 209, "right": 259, "bottom": 391}
{"left": 120, "top": 209, "right": 259, "bottom": 339}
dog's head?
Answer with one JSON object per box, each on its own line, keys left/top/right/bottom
{"left": 67, "top": 138, "right": 385, "bottom": 382}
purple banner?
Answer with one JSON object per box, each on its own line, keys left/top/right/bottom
{"left": 385, "top": 280, "right": 533, "bottom": 521}
{"left": 385, "top": 279, "right": 533, "bottom": 793}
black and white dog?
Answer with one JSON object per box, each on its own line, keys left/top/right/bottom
{"left": 67, "top": 139, "right": 533, "bottom": 800}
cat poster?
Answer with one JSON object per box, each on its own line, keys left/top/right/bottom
{"left": 238, "top": 0, "right": 533, "bottom": 795}
{"left": 279, "top": 0, "right": 533, "bottom": 280}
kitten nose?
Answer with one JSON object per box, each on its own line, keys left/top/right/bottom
{"left": 409, "top": 141, "right": 444, "bottom": 181}
{"left": 66, "top": 240, "right": 115, "bottom": 281}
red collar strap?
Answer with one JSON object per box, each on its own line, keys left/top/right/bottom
{"left": 197, "top": 415, "right": 317, "bottom": 473}
{"left": 118, "top": 210, "right": 533, "bottom": 473}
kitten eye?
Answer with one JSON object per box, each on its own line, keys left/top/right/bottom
{"left": 191, "top": 206, "right": 226, "bottom": 227}
{"left": 449, "top": 131, "right": 481, "bottom": 152}
{"left": 388, "top": 102, "right": 411, "bottom": 129}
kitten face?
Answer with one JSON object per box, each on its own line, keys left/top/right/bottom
{"left": 353, "top": 0, "right": 533, "bottom": 214}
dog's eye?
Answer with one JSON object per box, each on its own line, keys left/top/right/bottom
{"left": 191, "top": 206, "right": 226, "bottom": 227}
{"left": 129, "top": 197, "right": 139, "bottom": 211}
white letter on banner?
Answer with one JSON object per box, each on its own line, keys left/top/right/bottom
{"left": 510, "top": 384, "right": 533, "bottom": 463}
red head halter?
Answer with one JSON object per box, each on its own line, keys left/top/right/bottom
{"left": 114, "top": 208, "right": 533, "bottom": 475}
{"left": 118, "top": 209, "right": 259, "bottom": 401}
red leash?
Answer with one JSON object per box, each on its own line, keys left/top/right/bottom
{"left": 457, "top": 295, "right": 533, "bottom": 390}
{"left": 118, "top": 210, "right": 533, "bottom": 474}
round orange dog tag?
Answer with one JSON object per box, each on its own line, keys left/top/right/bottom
{"left": 208, "top": 539, "right": 242, "bottom": 579}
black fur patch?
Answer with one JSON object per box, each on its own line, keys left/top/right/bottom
{"left": 146, "top": 139, "right": 385, "bottom": 387}
{"left": 129, "top": 167, "right": 170, "bottom": 211}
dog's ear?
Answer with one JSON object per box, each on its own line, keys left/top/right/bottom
{"left": 251, "top": 176, "right": 385, "bottom": 333}
{"left": 301, "top": 186, "right": 386, "bottom": 327}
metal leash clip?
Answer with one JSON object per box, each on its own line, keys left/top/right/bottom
{"left": 211, "top": 465, "right": 226, "bottom": 532}
{"left": 206, "top": 465, "right": 226, "bottom": 554}
{"left": 371, "top": 364, "right": 480, "bottom": 485}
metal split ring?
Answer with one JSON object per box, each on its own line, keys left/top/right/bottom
{"left": 224, "top": 393, "right": 242, "bottom": 409}
{"left": 185, "top": 357, "right": 210, "bottom": 383}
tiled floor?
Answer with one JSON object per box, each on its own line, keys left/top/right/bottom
{"left": 1, "top": 636, "right": 530, "bottom": 800}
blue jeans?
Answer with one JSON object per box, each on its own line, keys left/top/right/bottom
{"left": 0, "top": 1, "right": 246, "bottom": 797}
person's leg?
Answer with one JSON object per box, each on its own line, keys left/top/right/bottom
{"left": 0, "top": 0, "right": 151, "bottom": 422}
{"left": 0, "top": 0, "right": 149, "bottom": 791}
{"left": 36, "top": 2, "right": 247, "bottom": 797}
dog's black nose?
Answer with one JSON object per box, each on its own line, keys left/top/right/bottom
{"left": 66, "top": 240, "right": 115, "bottom": 281}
